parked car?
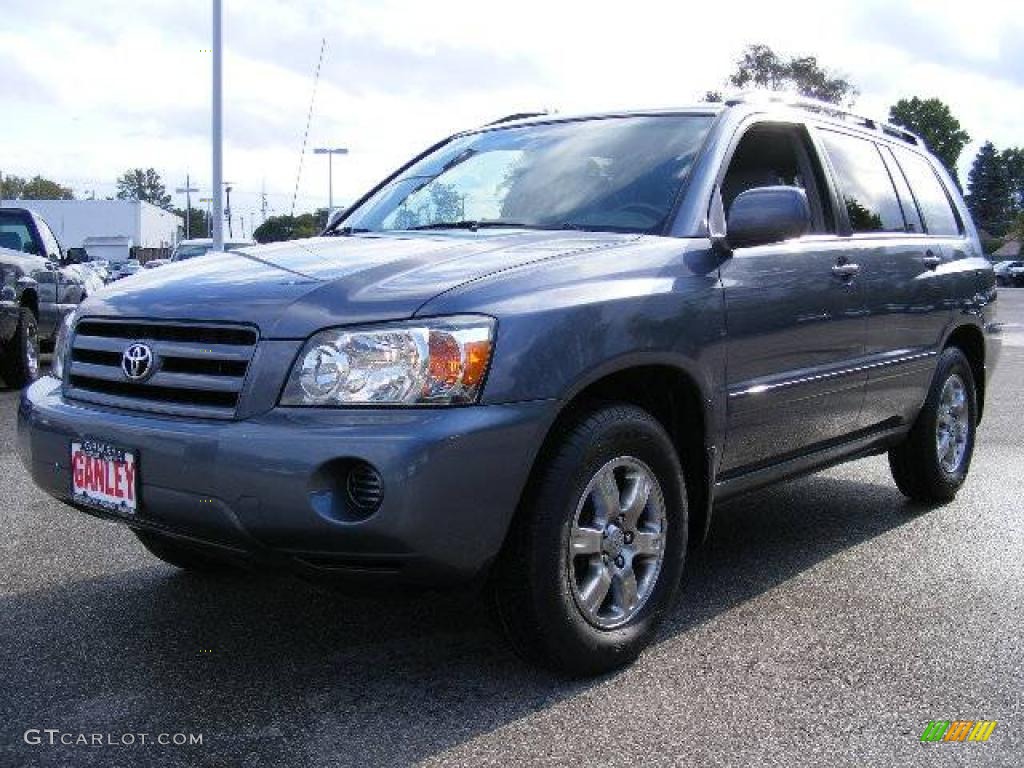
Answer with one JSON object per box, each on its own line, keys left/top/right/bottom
{"left": 0, "top": 207, "right": 86, "bottom": 386}
{"left": 170, "top": 238, "right": 254, "bottom": 262}
{"left": 62, "top": 263, "right": 106, "bottom": 297}
{"left": 109, "top": 259, "right": 142, "bottom": 280}
{"left": 83, "top": 261, "right": 113, "bottom": 284}
{"left": 143, "top": 258, "right": 169, "bottom": 269}
{"left": 993, "top": 260, "right": 1024, "bottom": 287}
{"left": 18, "top": 96, "right": 999, "bottom": 675}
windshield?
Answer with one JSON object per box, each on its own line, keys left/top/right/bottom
{"left": 339, "top": 115, "right": 713, "bottom": 235}
{"left": 172, "top": 245, "right": 212, "bottom": 261}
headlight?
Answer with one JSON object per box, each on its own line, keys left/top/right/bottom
{"left": 280, "top": 316, "right": 495, "bottom": 406}
{"left": 51, "top": 311, "right": 76, "bottom": 381}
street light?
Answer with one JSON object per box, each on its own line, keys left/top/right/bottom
{"left": 211, "top": 0, "right": 224, "bottom": 251}
{"left": 313, "top": 147, "right": 349, "bottom": 214}
{"left": 199, "top": 197, "right": 213, "bottom": 238}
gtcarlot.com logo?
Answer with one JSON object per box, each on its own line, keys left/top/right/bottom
{"left": 24, "top": 729, "right": 203, "bottom": 747}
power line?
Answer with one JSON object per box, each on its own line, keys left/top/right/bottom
{"left": 290, "top": 37, "right": 326, "bottom": 217}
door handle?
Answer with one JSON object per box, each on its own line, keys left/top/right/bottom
{"left": 922, "top": 250, "right": 942, "bottom": 269}
{"left": 831, "top": 262, "right": 860, "bottom": 278}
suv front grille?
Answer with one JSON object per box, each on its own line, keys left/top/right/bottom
{"left": 65, "top": 319, "right": 259, "bottom": 419}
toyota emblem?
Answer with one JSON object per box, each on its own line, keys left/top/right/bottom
{"left": 121, "top": 342, "right": 155, "bottom": 381}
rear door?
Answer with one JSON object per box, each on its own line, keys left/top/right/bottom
{"left": 718, "top": 120, "right": 868, "bottom": 475}
{"left": 814, "top": 129, "right": 952, "bottom": 430}
{"left": 864, "top": 143, "right": 961, "bottom": 426}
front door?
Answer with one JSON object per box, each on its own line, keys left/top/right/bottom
{"left": 716, "top": 121, "right": 868, "bottom": 475}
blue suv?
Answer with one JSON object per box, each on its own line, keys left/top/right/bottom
{"left": 18, "top": 95, "right": 1000, "bottom": 675}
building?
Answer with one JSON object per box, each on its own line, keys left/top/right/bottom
{"left": 0, "top": 199, "right": 182, "bottom": 261}
{"left": 992, "top": 239, "right": 1021, "bottom": 259}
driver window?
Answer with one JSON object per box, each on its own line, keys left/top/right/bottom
{"left": 721, "top": 124, "right": 834, "bottom": 234}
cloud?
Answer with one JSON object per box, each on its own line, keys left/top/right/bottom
{"left": 1, "top": 0, "right": 1021, "bottom": 219}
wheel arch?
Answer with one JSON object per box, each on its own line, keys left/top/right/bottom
{"left": 944, "top": 323, "right": 986, "bottom": 423}
{"left": 517, "top": 360, "right": 716, "bottom": 552}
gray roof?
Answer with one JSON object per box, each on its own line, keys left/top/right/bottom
{"left": 993, "top": 240, "right": 1022, "bottom": 258}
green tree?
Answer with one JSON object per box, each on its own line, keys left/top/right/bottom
{"left": 1002, "top": 147, "right": 1024, "bottom": 213}
{"left": 966, "top": 142, "right": 1013, "bottom": 235}
{"left": 116, "top": 168, "right": 172, "bottom": 210}
{"left": 253, "top": 212, "right": 323, "bottom": 243}
{"left": 725, "top": 43, "right": 858, "bottom": 105}
{"left": 173, "top": 207, "right": 208, "bottom": 238}
{"left": 1, "top": 174, "right": 73, "bottom": 200}
{"left": 887, "top": 97, "right": 970, "bottom": 182}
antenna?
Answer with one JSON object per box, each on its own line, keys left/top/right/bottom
{"left": 290, "top": 37, "right": 326, "bottom": 217}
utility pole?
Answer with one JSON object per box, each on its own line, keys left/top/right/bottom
{"left": 260, "top": 180, "right": 268, "bottom": 223}
{"left": 175, "top": 174, "right": 199, "bottom": 239}
{"left": 211, "top": 0, "right": 224, "bottom": 251}
{"left": 313, "top": 147, "right": 349, "bottom": 214}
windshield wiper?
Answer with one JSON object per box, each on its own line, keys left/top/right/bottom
{"left": 407, "top": 220, "right": 532, "bottom": 232}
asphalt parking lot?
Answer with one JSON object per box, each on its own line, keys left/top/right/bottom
{"left": 2, "top": 292, "right": 1022, "bottom": 768}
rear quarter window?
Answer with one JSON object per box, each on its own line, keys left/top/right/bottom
{"left": 890, "top": 146, "right": 962, "bottom": 237}
{"left": 819, "top": 130, "right": 906, "bottom": 234}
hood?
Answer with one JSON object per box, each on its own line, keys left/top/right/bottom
{"left": 82, "top": 230, "right": 639, "bottom": 338}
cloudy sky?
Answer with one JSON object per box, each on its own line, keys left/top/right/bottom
{"left": 1, "top": 0, "right": 1021, "bottom": 231}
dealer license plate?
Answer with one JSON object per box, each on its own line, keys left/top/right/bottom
{"left": 70, "top": 440, "right": 138, "bottom": 514}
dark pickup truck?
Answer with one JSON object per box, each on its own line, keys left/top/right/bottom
{"left": 0, "top": 207, "right": 86, "bottom": 386}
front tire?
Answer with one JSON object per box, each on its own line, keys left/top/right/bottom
{"left": 889, "top": 348, "right": 977, "bottom": 503}
{"left": 0, "top": 308, "right": 39, "bottom": 388}
{"left": 491, "top": 403, "right": 688, "bottom": 676}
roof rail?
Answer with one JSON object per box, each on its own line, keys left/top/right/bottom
{"left": 485, "top": 111, "right": 549, "bottom": 126}
{"left": 724, "top": 91, "right": 922, "bottom": 147}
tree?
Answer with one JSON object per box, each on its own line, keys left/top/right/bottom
{"left": 173, "top": 207, "right": 208, "bottom": 239}
{"left": 725, "top": 44, "right": 858, "bottom": 105}
{"left": 1002, "top": 147, "right": 1024, "bottom": 213}
{"left": 1, "top": 174, "right": 73, "bottom": 200}
{"left": 888, "top": 98, "right": 970, "bottom": 182}
{"left": 253, "top": 212, "right": 324, "bottom": 243}
{"left": 966, "top": 142, "right": 1013, "bottom": 236}
{"left": 116, "top": 168, "right": 172, "bottom": 210}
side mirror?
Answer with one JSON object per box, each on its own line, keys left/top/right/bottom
{"left": 726, "top": 186, "right": 811, "bottom": 248}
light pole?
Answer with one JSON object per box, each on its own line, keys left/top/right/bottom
{"left": 175, "top": 174, "right": 199, "bottom": 239}
{"left": 199, "top": 197, "right": 213, "bottom": 238}
{"left": 313, "top": 147, "right": 348, "bottom": 214}
{"left": 211, "top": 0, "right": 224, "bottom": 251}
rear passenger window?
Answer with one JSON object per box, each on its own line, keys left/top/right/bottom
{"left": 820, "top": 131, "right": 905, "bottom": 234}
{"left": 891, "top": 146, "right": 962, "bottom": 237}
{"left": 880, "top": 146, "right": 923, "bottom": 233}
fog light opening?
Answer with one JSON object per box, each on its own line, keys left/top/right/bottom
{"left": 308, "top": 458, "right": 384, "bottom": 523}
{"left": 346, "top": 461, "right": 384, "bottom": 513}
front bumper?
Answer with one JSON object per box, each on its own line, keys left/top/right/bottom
{"left": 18, "top": 377, "right": 554, "bottom": 584}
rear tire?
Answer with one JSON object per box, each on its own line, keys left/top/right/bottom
{"left": 0, "top": 308, "right": 39, "bottom": 389}
{"left": 888, "top": 347, "right": 977, "bottom": 503}
{"left": 491, "top": 403, "right": 688, "bottom": 676}
{"left": 133, "top": 530, "right": 235, "bottom": 573}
